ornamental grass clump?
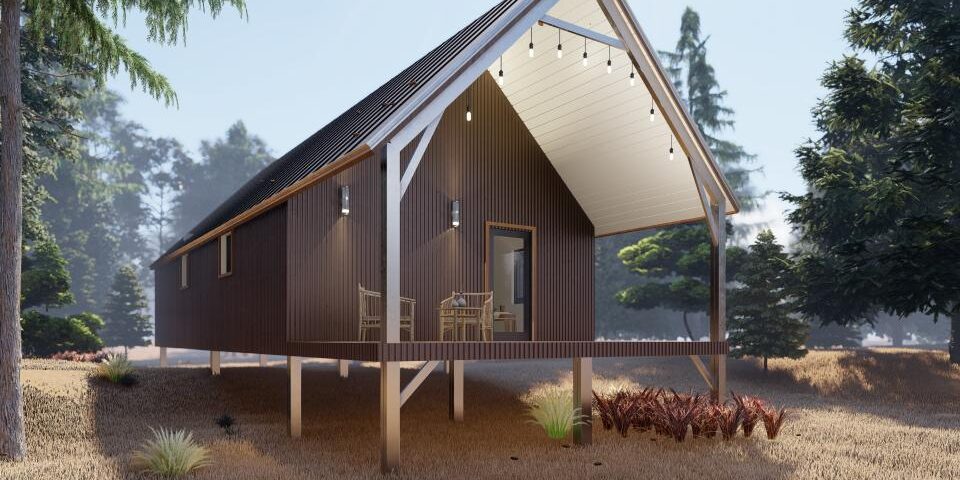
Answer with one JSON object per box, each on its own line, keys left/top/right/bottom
{"left": 95, "top": 354, "right": 136, "bottom": 385}
{"left": 655, "top": 391, "right": 700, "bottom": 443}
{"left": 761, "top": 406, "right": 788, "bottom": 439}
{"left": 732, "top": 392, "right": 764, "bottom": 438}
{"left": 593, "top": 390, "right": 638, "bottom": 437}
{"left": 524, "top": 387, "right": 585, "bottom": 440}
{"left": 132, "top": 427, "right": 211, "bottom": 477}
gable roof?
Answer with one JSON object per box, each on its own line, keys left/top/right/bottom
{"left": 157, "top": 0, "right": 739, "bottom": 265}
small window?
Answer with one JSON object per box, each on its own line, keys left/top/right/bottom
{"left": 219, "top": 232, "right": 233, "bottom": 277}
{"left": 180, "top": 254, "right": 189, "bottom": 289}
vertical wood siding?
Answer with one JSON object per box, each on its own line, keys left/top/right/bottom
{"left": 155, "top": 205, "right": 287, "bottom": 354}
{"left": 287, "top": 74, "right": 595, "bottom": 342}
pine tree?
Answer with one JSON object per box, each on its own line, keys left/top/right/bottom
{"left": 728, "top": 231, "right": 808, "bottom": 372}
{"left": 101, "top": 265, "right": 151, "bottom": 356}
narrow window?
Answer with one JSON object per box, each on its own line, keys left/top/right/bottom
{"left": 219, "top": 232, "right": 233, "bottom": 277}
{"left": 180, "top": 254, "right": 189, "bottom": 289}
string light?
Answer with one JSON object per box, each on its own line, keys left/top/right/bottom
{"left": 465, "top": 87, "right": 472, "bottom": 122}
{"left": 528, "top": 28, "right": 534, "bottom": 58}
{"left": 629, "top": 64, "right": 636, "bottom": 87}
{"left": 650, "top": 101, "right": 655, "bottom": 122}
{"left": 606, "top": 46, "right": 612, "bottom": 74}
{"left": 556, "top": 28, "right": 563, "bottom": 59}
{"left": 669, "top": 136, "right": 675, "bottom": 161}
{"left": 582, "top": 37, "right": 589, "bottom": 66}
{"left": 498, "top": 56, "right": 504, "bottom": 86}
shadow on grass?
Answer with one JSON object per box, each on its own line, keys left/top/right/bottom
{"left": 86, "top": 361, "right": 796, "bottom": 479}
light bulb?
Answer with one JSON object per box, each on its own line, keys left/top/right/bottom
{"left": 557, "top": 44, "right": 563, "bottom": 59}
{"left": 498, "top": 70, "right": 504, "bottom": 86}
{"left": 607, "top": 60, "right": 612, "bottom": 74}
{"left": 669, "top": 147, "right": 675, "bottom": 161}
{"left": 582, "top": 52, "right": 588, "bottom": 67}
{"left": 629, "top": 72, "right": 636, "bottom": 87}
{"left": 466, "top": 108, "right": 472, "bottom": 122}
{"left": 528, "top": 42, "right": 534, "bottom": 58}
{"left": 650, "top": 108, "right": 655, "bottom": 122}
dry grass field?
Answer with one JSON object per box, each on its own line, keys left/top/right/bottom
{"left": 2, "top": 348, "right": 959, "bottom": 479}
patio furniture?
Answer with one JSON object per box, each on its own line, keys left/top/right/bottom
{"left": 358, "top": 284, "right": 415, "bottom": 341}
{"left": 439, "top": 292, "right": 492, "bottom": 341}
{"left": 494, "top": 310, "right": 518, "bottom": 332}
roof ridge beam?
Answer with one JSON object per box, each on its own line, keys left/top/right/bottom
{"left": 538, "top": 15, "right": 624, "bottom": 50}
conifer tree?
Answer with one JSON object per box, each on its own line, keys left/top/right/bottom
{"left": 101, "top": 265, "right": 151, "bottom": 356}
{"left": 728, "top": 231, "right": 808, "bottom": 371}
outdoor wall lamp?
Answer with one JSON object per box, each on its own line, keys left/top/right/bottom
{"left": 340, "top": 186, "right": 350, "bottom": 216}
{"left": 451, "top": 200, "right": 461, "bottom": 228}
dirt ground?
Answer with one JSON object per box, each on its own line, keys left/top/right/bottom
{"left": 3, "top": 348, "right": 959, "bottom": 479}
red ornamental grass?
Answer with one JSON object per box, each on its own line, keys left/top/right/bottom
{"left": 761, "top": 407, "right": 788, "bottom": 440}
{"left": 718, "top": 404, "right": 743, "bottom": 440}
{"left": 691, "top": 403, "right": 720, "bottom": 439}
{"left": 656, "top": 391, "right": 700, "bottom": 443}
{"left": 630, "top": 387, "right": 661, "bottom": 433}
{"left": 731, "top": 392, "right": 764, "bottom": 438}
{"left": 593, "top": 390, "right": 638, "bottom": 437}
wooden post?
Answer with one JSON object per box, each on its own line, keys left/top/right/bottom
{"left": 448, "top": 360, "right": 464, "bottom": 422}
{"left": 210, "top": 351, "right": 220, "bottom": 376}
{"left": 380, "top": 361, "right": 400, "bottom": 473}
{"left": 338, "top": 359, "right": 350, "bottom": 378}
{"left": 572, "top": 357, "right": 592, "bottom": 445}
{"left": 259, "top": 354, "right": 268, "bottom": 367}
{"left": 288, "top": 356, "right": 302, "bottom": 438}
{"left": 159, "top": 347, "right": 168, "bottom": 367}
{"left": 709, "top": 197, "right": 727, "bottom": 402}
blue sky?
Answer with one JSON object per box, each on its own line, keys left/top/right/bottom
{"left": 107, "top": 0, "right": 855, "bottom": 243}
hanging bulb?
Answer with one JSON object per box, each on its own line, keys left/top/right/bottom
{"left": 582, "top": 38, "right": 588, "bottom": 66}
{"left": 669, "top": 137, "right": 675, "bottom": 161}
{"left": 497, "top": 56, "right": 504, "bottom": 86}
{"left": 650, "top": 107, "right": 655, "bottom": 122}
{"left": 466, "top": 105, "right": 472, "bottom": 122}
{"left": 630, "top": 71, "right": 636, "bottom": 87}
{"left": 606, "top": 46, "right": 612, "bottom": 74}
{"left": 557, "top": 28, "right": 562, "bottom": 59}
{"left": 528, "top": 28, "right": 534, "bottom": 57}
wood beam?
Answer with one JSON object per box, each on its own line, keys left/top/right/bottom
{"left": 382, "top": 143, "right": 401, "bottom": 343}
{"left": 210, "top": 351, "right": 220, "bottom": 376}
{"left": 572, "top": 357, "right": 592, "bottom": 445}
{"left": 399, "top": 115, "right": 441, "bottom": 198}
{"left": 338, "top": 359, "right": 350, "bottom": 378}
{"left": 688, "top": 355, "right": 714, "bottom": 391}
{"left": 288, "top": 356, "right": 302, "bottom": 438}
{"left": 400, "top": 361, "right": 441, "bottom": 407}
{"left": 709, "top": 196, "right": 727, "bottom": 402}
{"left": 539, "top": 15, "right": 624, "bottom": 50}
{"left": 159, "top": 347, "right": 168, "bottom": 367}
{"left": 448, "top": 360, "right": 464, "bottom": 422}
{"left": 380, "top": 361, "right": 400, "bottom": 473}
{"left": 259, "top": 354, "right": 268, "bottom": 367}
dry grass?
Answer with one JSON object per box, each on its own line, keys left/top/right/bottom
{"left": 2, "top": 348, "right": 959, "bottom": 479}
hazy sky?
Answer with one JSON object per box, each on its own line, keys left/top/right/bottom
{"left": 107, "top": 0, "right": 856, "bottom": 243}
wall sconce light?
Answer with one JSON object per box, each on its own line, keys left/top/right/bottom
{"left": 340, "top": 186, "right": 350, "bottom": 216}
{"left": 451, "top": 200, "right": 461, "bottom": 228}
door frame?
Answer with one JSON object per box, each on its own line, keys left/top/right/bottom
{"left": 484, "top": 221, "right": 537, "bottom": 341}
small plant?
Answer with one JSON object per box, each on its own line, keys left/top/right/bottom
{"left": 525, "top": 387, "right": 585, "bottom": 440}
{"left": 593, "top": 390, "right": 639, "bottom": 437}
{"left": 96, "top": 354, "right": 137, "bottom": 386}
{"left": 691, "top": 403, "right": 720, "bottom": 439}
{"left": 655, "top": 391, "right": 700, "bottom": 443}
{"left": 215, "top": 413, "right": 238, "bottom": 436}
{"left": 731, "top": 392, "right": 764, "bottom": 438}
{"left": 717, "top": 404, "right": 743, "bottom": 440}
{"left": 761, "top": 406, "right": 788, "bottom": 439}
{"left": 630, "top": 387, "right": 662, "bottom": 434}
{"left": 131, "top": 427, "right": 211, "bottom": 477}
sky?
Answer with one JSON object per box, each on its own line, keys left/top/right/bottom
{"left": 106, "top": 0, "right": 857, "bottom": 244}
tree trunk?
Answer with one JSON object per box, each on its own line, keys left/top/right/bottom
{"left": 950, "top": 314, "right": 959, "bottom": 365}
{"left": 0, "top": 0, "right": 25, "bottom": 461}
{"left": 891, "top": 320, "right": 904, "bottom": 347}
{"left": 682, "top": 311, "right": 695, "bottom": 341}
{"left": 763, "top": 357, "right": 768, "bottom": 373}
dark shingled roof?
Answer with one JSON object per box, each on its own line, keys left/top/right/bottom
{"left": 162, "top": 0, "right": 519, "bottom": 257}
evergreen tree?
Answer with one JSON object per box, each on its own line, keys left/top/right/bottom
{"left": 170, "top": 121, "right": 272, "bottom": 239}
{"left": 728, "top": 231, "right": 807, "bottom": 371}
{"left": 20, "top": 239, "right": 73, "bottom": 311}
{"left": 783, "top": 0, "right": 960, "bottom": 363}
{"left": 612, "top": 8, "right": 758, "bottom": 339}
{"left": 101, "top": 265, "right": 151, "bottom": 356}
{"left": 0, "top": 0, "right": 246, "bottom": 460}
{"left": 806, "top": 323, "right": 863, "bottom": 349}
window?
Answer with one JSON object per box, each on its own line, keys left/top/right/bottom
{"left": 219, "top": 232, "right": 233, "bottom": 277}
{"left": 180, "top": 254, "right": 189, "bottom": 289}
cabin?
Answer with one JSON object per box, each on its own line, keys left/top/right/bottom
{"left": 151, "top": 0, "right": 738, "bottom": 473}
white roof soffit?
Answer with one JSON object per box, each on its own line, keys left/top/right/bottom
{"left": 486, "top": 0, "right": 738, "bottom": 236}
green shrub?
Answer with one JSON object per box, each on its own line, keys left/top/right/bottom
{"left": 96, "top": 354, "right": 135, "bottom": 385}
{"left": 523, "top": 387, "right": 585, "bottom": 440}
{"left": 132, "top": 427, "right": 211, "bottom": 477}
{"left": 21, "top": 311, "right": 104, "bottom": 357}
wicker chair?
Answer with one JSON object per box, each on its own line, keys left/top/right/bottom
{"left": 439, "top": 292, "right": 493, "bottom": 341}
{"left": 358, "top": 284, "right": 415, "bottom": 341}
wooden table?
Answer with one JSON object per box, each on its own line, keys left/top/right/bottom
{"left": 438, "top": 306, "right": 482, "bottom": 341}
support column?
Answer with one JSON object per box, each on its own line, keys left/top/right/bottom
{"left": 572, "top": 357, "right": 593, "bottom": 445}
{"left": 259, "top": 354, "right": 268, "bottom": 367}
{"left": 158, "top": 347, "right": 168, "bottom": 367}
{"left": 380, "top": 361, "right": 400, "bottom": 473}
{"left": 338, "top": 359, "right": 350, "bottom": 378}
{"left": 210, "top": 351, "right": 220, "bottom": 376}
{"left": 288, "top": 356, "right": 302, "bottom": 438}
{"left": 448, "top": 360, "right": 464, "bottom": 422}
{"left": 709, "top": 197, "right": 727, "bottom": 403}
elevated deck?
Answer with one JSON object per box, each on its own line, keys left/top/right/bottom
{"left": 289, "top": 340, "right": 728, "bottom": 362}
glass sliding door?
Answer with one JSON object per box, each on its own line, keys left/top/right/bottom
{"left": 487, "top": 225, "right": 533, "bottom": 341}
